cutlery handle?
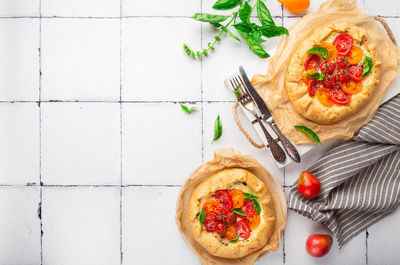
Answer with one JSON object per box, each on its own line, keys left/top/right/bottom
{"left": 269, "top": 120, "right": 300, "bottom": 163}
{"left": 256, "top": 116, "right": 286, "bottom": 163}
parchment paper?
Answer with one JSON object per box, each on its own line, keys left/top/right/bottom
{"left": 252, "top": 0, "right": 400, "bottom": 144}
{"left": 175, "top": 148, "right": 286, "bottom": 265}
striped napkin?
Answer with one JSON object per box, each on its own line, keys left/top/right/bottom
{"left": 288, "top": 94, "right": 400, "bottom": 246}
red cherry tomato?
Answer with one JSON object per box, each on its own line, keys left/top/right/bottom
{"left": 306, "top": 234, "right": 333, "bottom": 257}
{"left": 333, "top": 33, "right": 353, "bottom": 56}
{"left": 336, "top": 69, "right": 349, "bottom": 83}
{"left": 241, "top": 200, "right": 256, "bottom": 217}
{"left": 204, "top": 220, "right": 226, "bottom": 236}
{"left": 319, "top": 61, "right": 335, "bottom": 75}
{"left": 214, "top": 190, "right": 233, "bottom": 212}
{"left": 298, "top": 171, "right": 321, "bottom": 198}
{"left": 322, "top": 74, "right": 336, "bottom": 89}
{"left": 336, "top": 56, "right": 349, "bottom": 69}
{"left": 234, "top": 220, "right": 251, "bottom": 240}
{"left": 204, "top": 211, "right": 222, "bottom": 222}
{"left": 348, "top": 64, "right": 364, "bottom": 82}
{"left": 304, "top": 54, "right": 321, "bottom": 71}
{"left": 308, "top": 80, "right": 321, "bottom": 97}
{"left": 223, "top": 211, "right": 237, "bottom": 226}
{"left": 328, "top": 86, "right": 351, "bottom": 106}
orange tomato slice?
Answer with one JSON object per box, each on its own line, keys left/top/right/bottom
{"left": 303, "top": 69, "right": 317, "bottom": 85}
{"left": 224, "top": 225, "right": 237, "bottom": 240}
{"left": 341, "top": 80, "right": 363, "bottom": 95}
{"left": 316, "top": 87, "right": 334, "bottom": 107}
{"left": 202, "top": 200, "right": 221, "bottom": 213}
{"left": 279, "top": 0, "right": 310, "bottom": 13}
{"left": 345, "top": 46, "right": 363, "bottom": 64}
{"left": 320, "top": 42, "right": 338, "bottom": 61}
{"left": 229, "top": 189, "right": 245, "bottom": 209}
{"left": 247, "top": 214, "right": 261, "bottom": 229}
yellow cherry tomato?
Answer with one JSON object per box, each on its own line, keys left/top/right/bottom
{"left": 320, "top": 42, "right": 338, "bottom": 61}
{"left": 316, "top": 87, "right": 334, "bottom": 107}
{"left": 247, "top": 214, "right": 261, "bottom": 229}
{"left": 303, "top": 69, "right": 317, "bottom": 85}
{"left": 279, "top": 0, "right": 310, "bottom": 13}
{"left": 224, "top": 225, "right": 237, "bottom": 240}
{"left": 345, "top": 46, "right": 364, "bottom": 64}
{"left": 341, "top": 80, "right": 363, "bottom": 95}
{"left": 229, "top": 189, "right": 245, "bottom": 209}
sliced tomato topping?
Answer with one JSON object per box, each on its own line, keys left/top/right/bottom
{"left": 336, "top": 69, "right": 349, "bottom": 83}
{"left": 336, "top": 56, "right": 349, "bottom": 69}
{"left": 223, "top": 211, "right": 237, "bottom": 226}
{"left": 320, "top": 42, "right": 338, "bottom": 61}
{"left": 303, "top": 69, "right": 317, "bottom": 85}
{"left": 214, "top": 190, "right": 233, "bottom": 212}
{"left": 308, "top": 80, "right": 322, "bottom": 97}
{"left": 204, "top": 211, "right": 222, "bottom": 222}
{"left": 234, "top": 220, "right": 251, "bottom": 240}
{"left": 203, "top": 200, "right": 222, "bottom": 214}
{"left": 316, "top": 87, "right": 334, "bottom": 107}
{"left": 229, "top": 189, "right": 245, "bottom": 209}
{"left": 204, "top": 220, "right": 225, "bottom": 236}
{"left": 246, "top": 214, "right": 261, "bottom": 229}
{"left": 224, "top": 225, "right": 237, "bottom": 240}
{"left": 341, "top": 80, "right": 362, "bottom": 95}
{"left": 304, "top": 54, "right": 321, "bottom": 71}
{"left": 348, "top": 64, "right": 363, "bottom": 82}
{"left": 322, "top": 74, "right": 336, "bottom": 89}
{"left": 242, "top": 199, "right": 256, "bottom": 217}
{"left": 328, "top": 86, "right": 351, "bottom": 105}
{"left": 333, "top": 33, "right": 353, "bottom": 56}
{"left": 319, "top": 61, "right": 335, "bottom": 75}
{"left": 345, "top": 46, "right": 363, "bottom": 64}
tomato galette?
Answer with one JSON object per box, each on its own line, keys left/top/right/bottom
{"left": 188, "top": 168, "right": 275, "bottom": 258}
{"left": 285, "top": 23, "right": 378, "bottom": 124}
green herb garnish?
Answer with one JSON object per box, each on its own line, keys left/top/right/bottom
{"left": 180, "top": 104, "right": 197, "bottom": 114}
{"left": 252, "top": 199, "right": 261, "bottom": 214}
{"left": 362, "top": 56, "right": 373, "bottom": 78}
{"left": 199, "top": 209, "right": 206, "bottom": 226}
{"left": 307, "top": 46, "right": 329, "bottom": 59}
{"left": 229, "top": 236, "right": 239, "bottom": 242}
{"left": 294, "top": 125, "right": 321, "bottom": 144}
{"left": 183, "top": 0, "right": 288, "bottom": 59}
{"left": 211, "top": 115, "right": 223, "bottom": 143}
{"left": 306, "top": 71, "right": 325, "bottom": 81}
{"left": 232, "top": 208, "right": 247, "bottom": 216}
{"left": 243, "top": 192, "right": 259, "bottom": 200}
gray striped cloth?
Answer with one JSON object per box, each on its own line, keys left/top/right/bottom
{"left": 288, "top": 94, "right": 400, "bottom": 247}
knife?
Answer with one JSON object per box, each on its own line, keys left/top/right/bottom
{"left": 239, "top": 66, "right": 301, "bottom": 163}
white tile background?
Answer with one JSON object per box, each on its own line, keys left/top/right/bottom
{"left": 0, "top": 0, "right": 399, "bottom": 264}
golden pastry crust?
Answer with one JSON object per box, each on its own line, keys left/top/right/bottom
{"left": 285, "top": 22, "right": 379, "bottom": 125}
{"left": 188, "top": 168, "right": 276, "bottom": 259}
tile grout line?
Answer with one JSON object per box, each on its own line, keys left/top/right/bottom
{"left": 119, "top": 0, "right": 123, "bottom": 264}
{"left": 38, "top": 0, "right": 43, "bottom": 264}
{"left": 200, "top": 0, "right": 204, "bottom": 163}
{"left": 0, "top": 15, "right": 288, "bottom": 19}
{"left": 0, "top": 100, "right": 236, "bottom": 104}
{"left": 281, "top": 6, "right": 286, "bottom": 265}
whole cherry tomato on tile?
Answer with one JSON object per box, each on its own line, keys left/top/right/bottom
{"left": 306, "top": 234, "right": 333, "bottom": 257}
{"left": 298, "top": 171, "right": 321, "bottom": 198}
{"left": 278, "top": 0, "right": 310, "bottom": 13}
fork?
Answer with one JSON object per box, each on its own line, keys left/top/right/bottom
{"left": 230, "top": 75, "right": 286, "bottom": 163}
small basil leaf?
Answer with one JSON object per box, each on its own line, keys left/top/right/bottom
{"left": 212, "top": 0, "right": 241, "bottom": 10}
{"left": 257, "top": 0, "right": 275, "bottom": 25}
{"left": 260, "top": 25, "right": 289, "bottom": 38}
{"left": 239, "top": 1, "right": 252, "bottom": 23}
{"left": 211, "top": 115, "right": 223, "bottom": 143}
{"left": 180, "top": 104, "right": 197, "bottom": 113}
{"left": 361, "top": 56, "right": 373, "bottom": 78}
{"left": 252, "top": 199, "right": 261, "bottom": 215}
{"left": 247, "top": 37, "right": 270, "bottom": 58}
{"left": 210, "top": 22, "right": 222, "bottom": 28}
{"left": 227, "top": 29, "right": 241, "bottom": 42}
{"left": 233, "top": 22, "right": 253, "bottom": 33}
{"left": 318, "top": 71, "right": 325, "bottom": 81}
{"left": 232, "top": 209, "right": 247, "bottom": 216}
{"left": 243, "top": 192, "right": 259, "bottom": 200}
{"left": 192, "top": 13, "right": 229, "bottom": 23}
{"left": 229, "top": 236, "right": 239, "bottom": 242}
{"left": 307, "top": 72, "right": 321, "bottom": 79}
{"left": 307, "top": 46, "right": 329, "bottom": 59}
{"left": 199, "top": 209, "right": 206, "bottom": 225}
{"left": 294, "top": 125, "right": 321, "bottom": 144}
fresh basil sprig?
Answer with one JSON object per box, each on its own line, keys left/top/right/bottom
{"left": 252, "top": 199, "right": 261, "bottom": 214}
{"left": 294, "top": 125, "right": 321, "bottom": 144}
{"left": 229, "top": 236, "right": 239, "bottom": 242}
{"left": 307, "top": 71, "right": 325, "bottom": 81}
{"left": 362, "top": 56, "right": 373, "bottom": 78}
{"left": 180, "top": 104, "right": 197, "bottom": 114}
{"left": 243, "top": 192, "right": 259, "bottom": 200}
{"left": 232, "top": 208, "right": 247, "bottom": 216}
{"left": 199, "top": 209, "right": 206, "bottom": 226}
{"left": 307, "top": 46, "right": 329, "bottom": 59}
{"left": 183, "top": 0, "right": 288, "bottom": 59}
{"left": 212, "top": 115, "right": 223, "bottom": 143}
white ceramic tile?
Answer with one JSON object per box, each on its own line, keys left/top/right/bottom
{"left": 42, "top": 187, "right": 120, "bottom": 265}
{"left": 385, "top": 18, "right": 400, "bottom": 43}
{"left": 0, "top": 187, "right": 41, "bottom": 264}
{"left": 121, "top": 18, "right": 201, "bottom": 101}
{"left": 122, "top": 103, "right": 202, "bottom": 185}
{"left": 42, "top": 0, "right": 120, "bottom": 17}
{"left": 122, "top": 0, "right": 200, "bottom": 16}
{"left": 41, "top": 103, "right": 120, "bottom": 185}
{"left": 282, "top": 0, "right": 366, "bottom": 16}
{"left": 202, "top": 0, "right": 282, "bottom": 18}
{"left": 122, "top": 186, "right": 199, "bottom": 265}
{"left": 0, "top": 19, "right": 39, "bottom": 101}
{"left": 202, "top": 18, "right": 284, "bottom": 101}
{"left": 0, "top": 103, "right": 39, "bottom": 185}
{"left": 368, "top": 206, "right": 400, "bottom": 264}
{"left": 0, "top": 0, "right": 39, "bottom": 16}
{"left": 41, "top": 18, "right": 120, "bottom": 101}
{"left": 364, "top": 0, "right": 399, "bottom": 16}
{"left": 202, "top": 102, "right": 285, "bottom": 185}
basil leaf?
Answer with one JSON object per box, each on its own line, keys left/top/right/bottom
{"left": 212, "top": 0, "right": 241, "bottom": 10}
{"left": 239, "top": 1, "right": 252, "bottom": 23}
{"left": 362, "top": 56, "right": 373, "bottom": 78}
{"left": 294, "top": 125, "right": 321, "bottom": 144}
{"left": 257, "top": 0, "right": 275, "bottom": 25}
{"left": 252, "top": 199, "right": 261, "bottom": 215}
{"left": 232, "top": 209, "right": 247, "bottom": 216}
{"left": 180, "top": 104, "right": 197, "bottom": 113}
{"left": 246, "top": 37, "right": 270, "bottom": 58}
{"left": 227, "top": 29, "right": 241, "bottom": 42}
{"left": 318, "top": 71, "right": 325, "bottom": 81}
{"left": 212, "top": 115, "right": 223, "bottom": 143}
{"left": 260, "top": 25, "right": 289, "bottom": 38}
{"left": 233, "top": 22, "right": 253, "bottom": 33}
{"left": 243, "top": 192, "right": 259, "bottom": 200}
{"left": 199, "top": 209, "right": 206, "bottom": 225}
{"left": 307, "top": 46, "right": 329, "bottom": 59}
{"left": 210, "top": 22, "right": 222, "bottom": 28}
{"left": 229, "top": 236, "right": 239, "bottom": 242}
{"left": 307, "top": 72, "right": 321, "bottom": 79}
{"left": 192, "top": 13, "right": 229, "bottom": 23}
{"left": 251, "top": 30, "right": 263, "bottom": 42}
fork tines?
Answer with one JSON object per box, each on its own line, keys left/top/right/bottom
{"left": 230, "top": 75, "right": 250, "bottom": 104}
